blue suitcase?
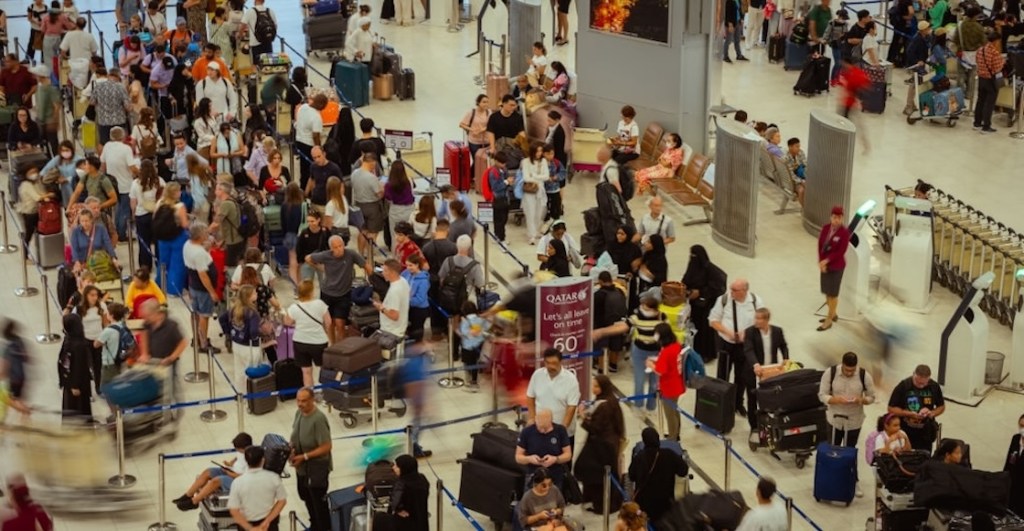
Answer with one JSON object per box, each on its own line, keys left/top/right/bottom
{"left": 813, "top": 441, "right": 857, "bottom": 505}
{"left": 477, "top": 290, "right": 500, "bottom": 311}
{"left": 328, "top": 486, "right": 364, "bottom": 531}
{"left": 309, "top": 0, "right": 341, "bottom": 15}
{"left": 102, "top": 369, "right": 161, "bottom": 408}
{"left": 333, "top": 61, "right": 370, "bottom": 108}
{"left": 784, "top": 41, "right": 809, "bottom": 70}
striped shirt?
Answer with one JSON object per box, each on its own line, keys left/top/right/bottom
{"left": 628, "top": 307, "right": 666, "bottom": 351}
{"left": 976, "top": 43, "right": 1005, "bottom": 79}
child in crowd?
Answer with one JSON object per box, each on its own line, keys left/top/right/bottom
{"left": 484, "top": 152, "right": 512, "bottom": 243}
{"left": 173, "top": 433, "right": 253, "bottom": 511}
{"left": 783, "top": 137, "right": 807, "bottom": 206}
{"left": 543, "top": 144, "right": 566, "bottom": 221}
{"left": 873, "top": 413, "right": 911, "bottom": 456}
{"left": 402, "top": 253, "right": 430, "bottom": 342}
{"left": 458, "top": 301, "right": 491, "bottom": 392}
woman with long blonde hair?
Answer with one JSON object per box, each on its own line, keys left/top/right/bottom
{"left": 187, "top": 153, "right": 214, "bottom": 223}
{"left": 323, "top": 176, "right": 350, "bottom": 242}
{"left": 220, "top": 284, "right": 263, "bottom": 384}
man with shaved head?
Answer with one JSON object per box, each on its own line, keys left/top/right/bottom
{"left": 516, "top": 408, "right": 572, "bottom": 490}
{"left": 305, "top": 234, "right": 373, "bottom": 342}
{"left": 709, "top": 278, "right": 765, "bottom": 419}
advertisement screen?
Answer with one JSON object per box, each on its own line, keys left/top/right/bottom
{"left": 590, "top": 0, "right": 671, "bottom": 45}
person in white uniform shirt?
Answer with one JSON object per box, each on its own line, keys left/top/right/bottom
{"left": 736, "top": 478, "right": 787, "bottom": 531}
{"left": 373, "top": 259, "right": 410, "bottom": 355}
{"left": 526, "top": 348, "right": 581, "bottom": 450}
{"left": 194, "top": 62, "right": 237, "bottom": 122}
{"left": 228, "top": 446, "right": 288, "bottom": 531}
{"left": 345, "top": 17, "right": 374, "bottom": 65}
{"left": 633, "top": 196, "right": 676, "bottom": 245}
{"left": 709, "top": 278, "right": 764, "bottom": 416}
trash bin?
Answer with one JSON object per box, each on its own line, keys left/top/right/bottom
{"left": 985, "top": 351, "right": 1005, "bottom": 385}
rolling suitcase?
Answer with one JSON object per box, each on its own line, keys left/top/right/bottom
{"left": 694, "top": 377, "right": 735, "bottom": 434}
{"left": 199, "top": 496, "right": 234, "bottom": 530}
{"left": 861, "top": 80, "right": 888, "bottom": 113}
{"left": 793, "top": 56, "right": 831, "bottom": 96}
{"left": 763, "top": 407, "right": 827, "bottom": 452}
{"left": 323, "top": 336, "right": 382, "bottom": 372}
{"left": 784, "top": 40, "right": 809, "bottom": 70}
{"left": 246, "top": 373, "right": 277, "bottom": 415}
{"left": 35, "top": 232, "right": 66, "bottom": 268}
{"left": 332, "top": 60, "right": 370, "bottom": 108}
{"left": 458, "top": 457, "right": 524, "bottom": 522}
{"left": 102, "top": 369, "right": 161, "bottom": 408}
{"left": 328, "top": 486, "right": 364, "bottom": 531}
{"left": 486, "top": 73, "right": 510, "bottom": 109}
{"left": 304, "top": 13, "right": 347, "bottom": 54}
{"left": 768, "top": 34, "right": 786, "bottom": 63}
{"left": 469, "top": 426, "right": 521, "bottom": 472}
{"left": 756, "top": 368, "right": 823, "bottom": 412}
{"left": 813, "top": 433, "right": 857, "bottom": 505}
{"left": 443, "top": 141, "right": 472, "bottom": 192}
{"left": 276, "top": 326, "right": 294, "bottom": 360}
{"left": 372, "top": 74, "right": 393, "bottom": 100}
{"left": 308, "top": 0, "right": 341, "bottom": 15}
{"left": 261, "top": 433, "right": 290, "bottom": 475}
{"left": 274, "top": 358, "right": 303, "bottom": 401}
{"left": 350, "top": 303, "right": 380, "bottom": 329}
{"left": 396, "top": 68, "right": 415, "bottom": 100}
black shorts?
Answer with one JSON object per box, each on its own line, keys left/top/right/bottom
{"left": 557, "top": 0, "right": 571, "bottom": 14}
{"left": 294, "top": 341, "right": 327, "bottom": 368}
{"left": 321, "top": 292, "right": 353, "bottom": 320}
{"left": 225, "top": 240, "right": 246, "bottom": 267}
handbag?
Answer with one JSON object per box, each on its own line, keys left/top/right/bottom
{"left": 661, "top": 281, "right": 686, "bottom": 307}
{"left": 523, "top": 181, "right": 539, "bottom": 194}
{"left": 562, "top": 472, "right": 583, "bottom": 505}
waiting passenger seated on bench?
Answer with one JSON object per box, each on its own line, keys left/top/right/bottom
{"left": 173, "top": 432, "right": 253, "bottom": 511}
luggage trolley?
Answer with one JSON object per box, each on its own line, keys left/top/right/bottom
{"left": 322, "top": 363, "right": 407, "bottom": 429}
{"left": 906, "top": 66, "right": 963, "bottom": 127}
{"left": 254, "top": 53, "right": 292, "bottom": 106}
{"left": 569, "top": 126, "right": 607, "bottom": 181}
{"left": 749, "top": 408, "right": 826, "bottom": 468}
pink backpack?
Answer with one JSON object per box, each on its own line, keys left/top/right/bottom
{"left": 864, "top": 430, "right": 880, "bottom": 465}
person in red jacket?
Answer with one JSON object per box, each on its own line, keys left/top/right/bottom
{"left": 817, "top": 205, "right": 852, "bottom": 331}
{"left": 647, "top": 322, "right": 685, "bottom": 441}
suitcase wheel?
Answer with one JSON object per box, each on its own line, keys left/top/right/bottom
{"left": 341, "top": 414, "right": 357, "bottom": 428}
{"left": 946, "top": 119, "right": 957, "bottom": 128}
{"left": 795, "top": 455, "right": 807, "bottom": 469}
{"left": 749, "top": 440, "right": 759, "bottom": 452}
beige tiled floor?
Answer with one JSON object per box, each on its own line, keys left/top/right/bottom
{"left": 1, "top": 1, "right": 1024, "bottom": 530}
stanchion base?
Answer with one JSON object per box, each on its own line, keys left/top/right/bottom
{"left": 35, "top": 333, "right": 61, "bottom": 344}
{"left": 0, "top": 244, "right": 17, "bottom": 254}
{"left": 184, "top": 371, "right": 210, "bottom": 383}
{"left": 438, "top": 376, "right": 465, "bottom": 388}
{"left": 1010, "top": 131, "right": 1024, "bottom": 139}
{"left": 108, "top": 474, "right": 137, "bottom": 488}
{"left": 200, "top": 409, "right": 228, "bottom": 423}
{"left": 14, "top": 287, "right": 38, "bottom": 297}
{"left": 483, "top": 421, "right": 508, "bottom": 430}
{"left": 147, "top": 522, "right": 179, "bottom": 531}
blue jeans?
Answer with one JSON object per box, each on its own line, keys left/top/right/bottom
{"left": 631, "top": 344, "right": 660, "bottom": 411}
{"left": 723, "top": 23, "right": 742, "bottom": 59}
{"left": 115, "top": 193, "right": 130, "bottom": 240}
{"left": 831, "top": 45, "right": 843, "bottom": 81}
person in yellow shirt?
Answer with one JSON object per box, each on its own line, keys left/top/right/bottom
{"left": 125, "top": 267, "right": 167, "bottom": 316}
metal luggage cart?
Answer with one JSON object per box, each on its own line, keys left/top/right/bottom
{"left": 112, "top": 364, "right": 181, "bottom": 456}
{"left": 569, "top": 126, "right": 607, "bottom": 181}
{"left": 905, "top": 66, "right": 963, "bottom": 127}
{"left": 749, "top": 409, "right": 825, "bottom": 469}
{"left": 323, "top": 363, "right": 407, "bottom": 429}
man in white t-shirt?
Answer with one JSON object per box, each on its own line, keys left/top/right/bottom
{"left": 634, "top": 196, "right": 676, "bottom": 245}
{"left": 100, "top": 126, "right": 139, "bottom": 241}
{"left": 194, "top": 63, "right": 237, "bottom": 121}
{"left": 373, "top": 258, "right": 410, "bottom": 355}
{"left": 345, "top": 17, "right": 374, "bottom": 65}
{"left": 143, "top": 1, "right": 167, "bottom": 35}
{"left": 736, "top": 478, "right": 787, "bottom": 531}
{"left": 241, "top": 0, "right": 278, "bottom": 59}
{"left": 526, "top": 348, "right": 581, "bottom": 449}
{"left": 59, "top": 18, "right": 98, "bottom": 62}
{"left": 294, "top": 94, "right": 327, "bottom": 192}
{"left": 228, "top": 446, "right": 288, "bottom": 531}
{"left": 183, "top": 223, "right": 222, "bottom": 354}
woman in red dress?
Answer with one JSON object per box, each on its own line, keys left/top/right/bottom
{"left": 817, "top": 205, "right": 851, "bottom": 331}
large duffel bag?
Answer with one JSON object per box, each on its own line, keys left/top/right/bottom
{"left": 914, "top": 461, "right": 1012, "bottom": 515}
{"left": 756, "top": 368, "right": 824, "bottom": 413}
{"left": 458, "top": 457, "right": 523, "bottom": 523}
{"left": 656, "top": 490, "right": 748, "bottom": 531}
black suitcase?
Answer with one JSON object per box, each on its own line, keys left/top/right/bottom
{"left": 768, "top": 34, "right": 786, "bottom": 63}
{"left": 756, "top": 369, "right": 823, "bottom": 413}
{"left": 760, "top": 406, "right": 827, "bottom": 452}
{"left": 261, "top": 433, "right": 290, "bottom": 475}
{"left": 396, "top": 68, "right": 415, "bottom": 100}
{"left": 304, "top": 13, "right": 347, "bottom": 53}
{"left": 695, "top": 377, "right": 735, "bottom": 434}
{"left": 861, "top": 80, "right": 888, "bottom": 113}
{"left": 580, "top": 232, "right": 604, "bottom": 259}
{"left": 470, "top": 427, "right": 522, "bottom": 472}
{"left": 458, "top": 457, "right": 524, "bottom": 523}
{"left": 583, "top": 207, "right": 601, "bottom": 235}
{"left": 274, "top": 359, "right": 303, "bottom": 401}
{"left": 793, "top": 56, "right": 831, "bottom": 96}
{"left": 246, "top": 373, "right": 277, "bottom": 415}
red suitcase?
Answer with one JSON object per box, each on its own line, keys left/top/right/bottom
{"left": 443, "top": 140, "right": 471, "bottom": 192}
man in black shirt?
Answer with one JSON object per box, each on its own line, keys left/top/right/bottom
{"left": 296, "top": 211, "right": 331, "bottom": 283}
{"left": 843, "top": 9, "right": 872, "bottom": 62}
{"left": 304, "top": 146, "right": 343, "bottom": 211}
{"left": 487, "top": 94, "right": 525, "bottom": 154}
{"left": 421, "top": 219, "right": 458, "bottom": 337}
{"left": 887, "top": 364, "right": 945, "bottom": 450}
{"left": 515, "top": 409, "right": 572, "bottom": 490}
{"left": 348, "top": 117, "right": 387, "bottom": 167}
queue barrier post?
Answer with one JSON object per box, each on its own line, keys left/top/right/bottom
{"left": 236, "top": 393, "right": 246, "bottom": 433}
{"left": 199, "top": 350, "right": 227, "bottom": 423}
{"left": 147, "top": 453, "right": 178, "bottom": 531}
{"left": 108, "top": 407, "right": 138, "bottom": 488}
{"left": 435, "top": 479, "right": 444, "bottom": 531}
{"left": 724, "top": 437, "right": 733, "bottom": 491}
{"left": 483, "top": 222, "right": 491, "bottom": 290}
{"left": 289, "top": 510, "right": 297, "bottom": 531}
{"left": 14, "top": 235, "right": 38, "bottom": 297}
{"left": 438, "top": 319, "right": 464, "bottom": 388}
{"left": 35, "top": 274, "right": 61, "bottom": 344}
{"left": 160, "top": 263, "right": 168, "bottom": 296}
{"left": 0, "top": 192, "right": 18, "bottom": 253}
{"left": 371, "top": 371, "right": 380, "bottom": 434}
{"left": 184, "top": 310, "right": 209, "bottom": 383}
{"left": 601, "top": 347, "right": 609, "bottom": 375}
{"left": 655, "top": 394, "right": 665, "bottom": 434}
{"left": 476, "top": 32, "right": 486, "bottom": 85}
{"left": 405, "top": 424, "right": 414, "bottom": 456}
{"left": 785, "top": 496, "right": 794, "bottom": 530}
{"left": 602, "top": 465, "right": 611, "bottom": 531}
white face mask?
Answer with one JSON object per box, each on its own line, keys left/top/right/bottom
{"left": 75, "top": 168, "right": 87, "bottom": 178}
{"left": 61, "top": 150, "right": 72, "bottom": 158}
{"left": 26, "top": 172, "right": 38, "bottom": 181}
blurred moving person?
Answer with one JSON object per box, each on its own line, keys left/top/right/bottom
{"left": 1, "top": 319, "right": 31, "bottom": 401}
{"left": 0, "top": 475, "right": 53, "bottom": 530}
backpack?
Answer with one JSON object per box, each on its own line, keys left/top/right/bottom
{"left": 790, "top": 21, "right": 809, "bottom": 44}
{"left": 619, "top": 164, "right": 636, "bottom": 201}
{"left": 707, "top": 263, "right": 727, "bottom": 302}
{"left": 253, "top": 8, "right": 277, "bottom": 45}
{"left": 232, "top": 198, "right": 261, "bottom": 238}
{"left": 111, "top": 323, "right": 138, "bottom": 367}
{"left": 679, "top": 347, "right": 707, "bottom": 388}
{"left": 826, "top": 20, "right": 847, "bottom": 48}
{"left": 864, "top": 429, "right": 880, "bottom": 465}
{"left": 37, "top": 200, "right": 62, "bottom": 235}
{"left": 138, "top": 126, "right": 158, "bottom": 158}
{"left": 152, "top": 204, "right": 181, "bottom": 241}
{"left": 57, "top": 266, "right": 78, "bottom": 309}
{"left": 438, "top": 257, "right": 478, "bottom": 314}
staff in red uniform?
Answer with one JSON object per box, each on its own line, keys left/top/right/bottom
{"left": 817, "top": 205, "right": 851, "bottom": 331}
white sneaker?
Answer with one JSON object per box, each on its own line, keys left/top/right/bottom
{"left": 855, "top": 485, "right": 864, "bottom": 498}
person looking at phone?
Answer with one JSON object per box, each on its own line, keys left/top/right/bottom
{"left": 518, "top": 468, "right": 569, "bottom": 530}
{"left": 173, "top": 433, "right": 253, "bottom": 511}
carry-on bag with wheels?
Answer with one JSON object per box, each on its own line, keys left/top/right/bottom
{"left": 246, "top": 372, "right": 277, "bottom": 415}
{"left": 261, "top": 433, "right": 290, "bottom": 475}
{"left": 332, "top": 60, "right": 369, "bottom": 108}
{"left": 323, "top": 336, "right": 382, "bottom": 372}
{"left": 813, "top": 425, "right": 858, "bottom": 505}
{"left": 443, "top": 140, "right": 471, "bottom": 192}
{"left": 768, "top": 34, "right": 786, "bottom": 63}
{"left": 694, "top": 377, "right": 736, "bottom": 434}
{"left": 793, "top": 56, "right": 831, "bottom": 95}
{"left": 784, "top": 41, "right": 809, "bottom": 70}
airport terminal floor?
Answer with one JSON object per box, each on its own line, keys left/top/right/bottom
{"left": 1, "top": 0, "right": 1024, "bottom": 529}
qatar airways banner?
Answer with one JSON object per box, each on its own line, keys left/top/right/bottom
{"left": 536, "top": 276, "right": 594, "bottom": 400}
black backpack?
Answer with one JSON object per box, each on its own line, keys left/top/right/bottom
{"left": 438, "top": 257, "right": 478, "bottom": 314}
{"left": 233, "top": 199, "right": 261, "bottom": 239}
{"left": 790, "top": 21, "right": 809, "bottom": 44}
{"left": 619, "top": 163, "right": 636, "bottom": 201}
{"left": 707, "top": 263, "right": 727, "bottom": 302}
{"left": 152, "top": 204, "right": 181, "bottom": 241}
{"left": 253, "top": 8, "right": 277, "bottom": 45}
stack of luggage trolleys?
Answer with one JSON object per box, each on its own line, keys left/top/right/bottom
{"left": 875, "top": 181, "right": 1024, "bottom": 327}
{"left": 749, "top": 368, "right": 828, "bottom": 469}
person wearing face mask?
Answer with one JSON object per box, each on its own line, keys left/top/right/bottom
{"left": 635, "top": 133, "right": 686, "bottom": 196}
{"left": 42, "top": 140, "right": 83, "bottom": 207}
{"left": 1005, "top": 413, "right": 1024, "bottom": 517}
{"left": 14, "top": 165, "right": 55, "bottom": 247}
